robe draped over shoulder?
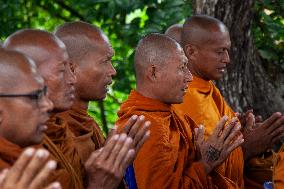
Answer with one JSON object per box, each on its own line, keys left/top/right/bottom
{"left": 174, "top": 76, "right": 262, "bottom": 189}
{"left": 116, "top": 90, "right": 238, "bottom": 189}
{"left": 0, "top": 137, "right": 22, "bottom": 169}
{"left": 57, "top": 105, "right": 105, "bottom": 163}
{"left": 42, "top": 114, "right": 85, "bottom": 189}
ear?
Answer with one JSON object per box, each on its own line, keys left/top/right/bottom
{"left": 146, "top": 65, "right": 158, "bottom": 82}
{"left": 184, "top": 44, "right": 198, "bottom": 61}
{"left": 0, "top": 110, "right": 3, "bottom": 125}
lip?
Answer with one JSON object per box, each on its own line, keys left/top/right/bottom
{"left": 66, "top": 86, "right": 76, "bottom": 99}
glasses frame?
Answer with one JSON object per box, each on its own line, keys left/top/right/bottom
{"left": 0, "top": 86, "right": 48, "bottom": 106}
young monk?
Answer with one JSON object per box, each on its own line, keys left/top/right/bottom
{"left": 173, "top": 15, "right": 284, "bottom": 187}
{"left": 54, "top": 21, "right": 150, "bottom": 188}
{"left": 4, "top": 29, "right": 146, "bottom": 189}
{"left": 115, "top": 33, "right": 245, "bottom": 188}
{"left": 165, "top": 23, "right": 183, "bottom": 43}
{"left": 0, "top": 48, "right": 60, "bottom": 189}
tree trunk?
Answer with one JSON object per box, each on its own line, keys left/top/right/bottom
{"left": 192, "top": 0, "right": 284, "bottom": 118}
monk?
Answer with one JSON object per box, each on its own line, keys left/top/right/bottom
{"left": 0, "top": 48, "right": 60, "bottom": 189}
{"left": 115, "top": 33, "right": 245, "bottom": 188}
{"left": 5, "top": 29, "right": 150, "bottom": 189}
{"left": 165, "top": 23, "right": 183, "bottom": 43}
{"left": 54, "top": 21, "right": 150, "bottom": 188}
{"left": 173, "top": 15, "right": 284, "bottom": 187}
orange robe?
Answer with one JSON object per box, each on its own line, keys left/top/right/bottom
{"left": 0, "top": 137, "right": 22, "bottom": 169}
{"left": 174, "top": 76, "right": 262, "bottom": 189}
{"left": 57, "top": 105, "right": 105, "bottom": 163}
{"left": 116, "top": 90, "right": 238, "bottom": 189}
{"left": 273, "top": 145, "right": 284, "bottom": 188}
{"left": 42, "top": 114, "right": 85, "bottom": 189}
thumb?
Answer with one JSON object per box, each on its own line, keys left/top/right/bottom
{"left": 246, "top": 112, "right": 255, "bottom": 130}
{"left": 195, "top": 125, "right": 205, "bottom": 145}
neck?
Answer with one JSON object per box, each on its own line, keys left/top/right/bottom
{"left": 136, "top": 84, "right": 163, "bottom": 103}
{"left": 72, "top": 96, "right": 89, "bottom": 111}
{"left": 187, "top": 62, "right": 210, "bottom": 81}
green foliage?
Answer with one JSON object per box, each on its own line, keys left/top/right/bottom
{"left": 253, "top": 0, "right": 284, "bottom": 67}
{"left": 0, "top": 0, "right": 283, "bottom": 134}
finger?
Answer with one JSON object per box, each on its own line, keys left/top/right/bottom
{"left": 267, "top": 115, "right": 284, "bottom": 134}
{"left": 17, "top": 149, "right": 49, "bottom": 187}
{"left": 29, "top": 160, "right": 57, "bottom": 189}
{"left": 263, "top": 112, "right": 282, "bottom": 130}
{"left": 220, "top": 117, "right": 238, "bottom": 141}
{"left": 223, "top": 124, "right": 241, "bottom": 147}
{"left": 113, "top": 137, "right": 133, "bottom": 169}
{"left": 245, "top": 113, "right": 255, "bottom": 130}
{"left": 213, "top": 116, "right": 228, "bottom": 137}
{"left": 255, "top": 115, "right": 263, "bottom": 123}
{"left": 272, "top": 130, "right": 284, "bottom": 144}
{"left": 85, "top": 149, "right": 102, "bottom": 168}
{"left": 105, "top": 125, "right": 118, "bottom": 143}
{"left": 128, "top": 115, "right": 145, "bottom": 139}
{"left": 132, "top": 121, "right": 150, "bottom": 149}
{"left": 0, "top": 169, "right": 9, "bottom": 184}
{"left": 99, "top": 134, "right": 119, "bottom": 160}
{"left": 226, "top": 134, "right": 244, "bottom": 154}
{"left": 122, "top": 115, "right": 138, "bottom": 134}
{"left": 45, "top": 182, "right": 62, "bottom": 189}
{"left": 135, "top": 130, "right": 150, "bottom": 152}
{"left": 120, "top": 149, "right": 135, "bottom": 171}
{"left": 106, "top": 134, "right": 127, "bottom": 164}
{"left": 196, "top": 125, "right": 205, "bottom": 145}
{"left": 5, "top": 148, "right": 35, "bottom": 183}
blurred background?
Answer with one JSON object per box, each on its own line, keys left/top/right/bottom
{"left": 0, "top": 0, "right": 283, "bottom": 135}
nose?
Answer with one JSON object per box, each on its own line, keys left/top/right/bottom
{"left": 108, "top": 62, "right": 117, "bottom": 77}
{"left": 40, "top": 95, "right": 54, "bottom": 113}
{"left": 66, "top": 64, "right": 77, "bottom": 85}
{"left": 223, "top": 50, "right": 230, "bottom": 64}
{"left": 185, "top": 68, "right": 193, "bottom": 83}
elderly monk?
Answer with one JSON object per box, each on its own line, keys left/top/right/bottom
{"left": 165, "top": 23, "right": 183, "bottom": 44}
{"left": 54, "top": 21, "right": 150, "bottom": 188}
{"left": 0, "top": 48, "right": 60, "bottom": 189}
{"left": 5, "top": 29, "right": 149, "bottom": 189}
{"left": 116, "top": 33, "right": 245, "bottom": 188}
{"left": 173, "top": 15, "right": 284, "bottom": 187}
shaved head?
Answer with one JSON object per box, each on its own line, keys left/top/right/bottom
{"left": 3, "top": 29, "right": 76, "bottom": 111}
{"left": 55, "top": 21, "right": 116, "bottom": 101}
{"left": 3, "top": 29, "right": 67, "bottom": 67}
{"left": 165, "top": 24, "right": 182, "bottom": 44}
{"left": 182, "top": 15, "right": 228, "bottom": 47}
{"left": 0, "top": 48, "right": 41, "bottom": 93}
{"left": 134, "top": 33, "right": 183, "bottom": 82}
{"left": 0, "top": 48, "right": 52, "bottom": 147}
{"left": 134, "top": 33, "right": 191, "bottom": 104}
{"left": 55, "top": 21, "right": 111, "bottom": 67}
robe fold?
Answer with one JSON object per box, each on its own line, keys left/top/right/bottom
{"left": 57, "top": 105, "right": 105, "bottom": 163}
{"left": 273, "top": 144, "right": 284, "bottom": 189}
{"left": 116, "top": 90, "right": 238, "bottom": 189}
{"left": 42, "top": 114, "right": 85, "bottom": 189}
{"left": 174, "top": 76, "right": 262, "bottom": 189}
{"left": 0, "top": 137, "right": 22, "bottom": 169}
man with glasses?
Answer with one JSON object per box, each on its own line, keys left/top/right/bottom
{"left": 0, "top": 48, "right": 61, "bottom": 189}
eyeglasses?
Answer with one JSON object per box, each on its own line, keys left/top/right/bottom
{"left": 0, "top": 86, "right": 48, "bottom": 102}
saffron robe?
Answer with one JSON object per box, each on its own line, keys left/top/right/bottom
{"left": 42, "top": 114, "right": 85, "bottom": 189}
{"left": 174, "top": 76, "right": 262, "bottom": 189}
{"left": 0, "top": 137, "right": 22, "bottom": 169}
{"left": 116, "top": 90, "right": 238, "bottom": 189}
{"left": 57, "top": 105, "right": 105, "bottom": 163}
{"left": 273, "top": 145, "right": 284, "bottom": 189}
